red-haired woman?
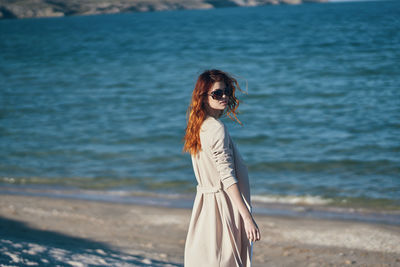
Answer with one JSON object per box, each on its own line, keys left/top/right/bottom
{"left": 183, "top": 69, "right": 260, "bottom": 266}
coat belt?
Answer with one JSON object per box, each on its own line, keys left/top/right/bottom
{"left": 196, "top": 184, "right": 222, "bottom": 194}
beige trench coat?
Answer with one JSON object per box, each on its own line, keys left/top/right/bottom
{"left": 184, "top": 116, "right": 252, "bottom": 267}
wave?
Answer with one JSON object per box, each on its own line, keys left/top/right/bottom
{"left": 252, "top": 194, "right": 332, "bottom": 205}
{"left": 2, "top": 176, "right": 399, "bottom": 211}
{"left": 248, "top": 159, "right": 399, "bottom": 174}
{"left": 0, "top": 176, "right": 195, "bottom": 192}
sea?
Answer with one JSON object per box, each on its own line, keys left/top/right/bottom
{"left": 1, "top": 0, "right": 399, "bottom": 224}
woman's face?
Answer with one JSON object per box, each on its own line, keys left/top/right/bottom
{"left": 207, "top": 81, "right": 229, "bottom": 111}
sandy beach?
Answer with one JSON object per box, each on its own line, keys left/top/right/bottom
{"left": 0, "top": 194, "right": 399, "bottom": 266}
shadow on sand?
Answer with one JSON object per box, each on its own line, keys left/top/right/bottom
{"left": 0, "top": 216, "right": 182, "bottom": 266}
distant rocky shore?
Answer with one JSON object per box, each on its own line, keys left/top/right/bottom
{"left": 0, "top": 0, "right": 328, "bottom": 20}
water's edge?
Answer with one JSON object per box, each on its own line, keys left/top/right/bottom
{"left": 1, "top": 184, "right": 399, "bottom": 226}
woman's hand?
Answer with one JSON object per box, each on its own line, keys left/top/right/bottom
{"left": 244, "top": 216, "right": 261, "bottom": 242}
{"left": 225, "top": 184, "right": 261, "bottom": 242}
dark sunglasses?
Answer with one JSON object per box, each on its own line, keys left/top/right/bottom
{"left": 208, "top": 88, "right": 233, "bottom": 100}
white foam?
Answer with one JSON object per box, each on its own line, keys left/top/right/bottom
{"left": 252, "top": 194, "right": 332, "bottom": 205}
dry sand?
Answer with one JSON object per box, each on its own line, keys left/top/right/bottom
{"left": 0, "top": 194, "right": 399, "bottom": 266}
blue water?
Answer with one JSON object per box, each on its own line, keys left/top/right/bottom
{"left": 1, "top": 0, "right": 399, "bottom": 209}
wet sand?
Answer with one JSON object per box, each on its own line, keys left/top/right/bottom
{"left": 0, "top": 194, "right": 399, "bottom": 266}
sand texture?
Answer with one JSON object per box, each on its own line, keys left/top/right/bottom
{"left": 0, "top": 194, "right": 399, "bottom": 266}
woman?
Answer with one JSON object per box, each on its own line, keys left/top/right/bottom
{"left": 183, "top": 69, "right": 261, "bottom": 267}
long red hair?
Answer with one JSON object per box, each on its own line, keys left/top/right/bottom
{"left": 183, "top": 69, "right": 243, "bottom": 155}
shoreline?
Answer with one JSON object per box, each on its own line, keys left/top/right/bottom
{"left": 0, "top": 0, "right": 329, "bottom": 20}
{"left": 1, "top": 194, "right": 399, "bottom": 266}
{"left": 1, "top": 184, "right": 400, "bottom": 226}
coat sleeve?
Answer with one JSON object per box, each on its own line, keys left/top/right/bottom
{"left": 209, "top": 123, "right": 238, "bottom": 190}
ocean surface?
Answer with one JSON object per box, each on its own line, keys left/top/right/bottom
{"left": 1, "top": 1, "right": 399, "bottom": 212}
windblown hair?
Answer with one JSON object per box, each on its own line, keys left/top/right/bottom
{"left": 183, "top": 69, "right": 243, "bottom": 155}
